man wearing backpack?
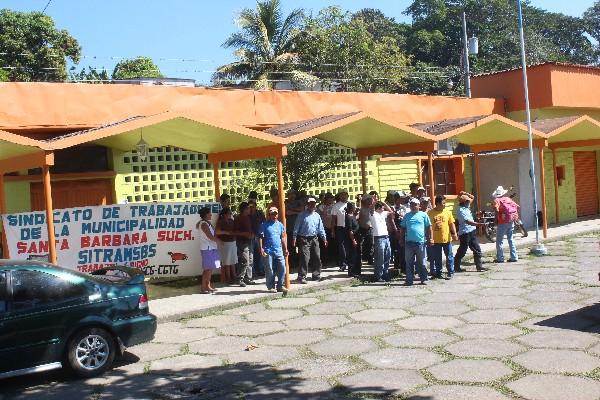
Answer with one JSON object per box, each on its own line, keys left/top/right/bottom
{"left": 492, "top": 186, "right": 519, "bottom": 263}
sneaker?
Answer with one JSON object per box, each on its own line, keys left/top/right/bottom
{"left": 435, "top": 273, "right": 443, "bottom": 279}
{"left": 297, "top": 277, "right": 308, "bottom": 284}
{"left": 420, "top": 281, "right": 427, "bottom": 285}
{"left": 277, "top": 286, "right": 289, "bottom": 293}
{"left": 446, "top": 274, "right": 453, "bottom": 280}
{"left": 507, "top": 259, "right": 518, "bottom": 263}
{"left": 268, "top": 288, "right": 277, "bottom": 293}
{"left": 311, "top": 276, "right": 321, "bottom": 281}
{"left": 338, "top": 266, "right": 347, "bottom": 272}
{"left": 493, "top": 259, "right": 505, "bottom": 263}
{"left": 244, "top": 278, "right": 257, "bottom": 285}
{"left": 476, "top": 267, "right": 489, "bottom": 272}
{"left": 238, "top": 280, "right": 247, "bottom": 287}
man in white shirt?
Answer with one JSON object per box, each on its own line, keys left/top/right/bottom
{"left": 330, "top": 191, "right": 349, "bottom": 271}
{"left": 369, "top": 200, "right": 394, "bottom": 282}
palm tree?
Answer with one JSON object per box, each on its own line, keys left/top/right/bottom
{"left": 214, "top": 0, "right": 316, "bottom": 89}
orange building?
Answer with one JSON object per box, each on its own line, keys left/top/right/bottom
{"left": 0, "top": 61, "right": 599, "bottom": 249}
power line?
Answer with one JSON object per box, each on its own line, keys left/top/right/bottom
{"left": 41, "top": 0, "right": 53, "bottom": 14}
{"left": 0, "top": 52, "right": 453, "bottom": 71}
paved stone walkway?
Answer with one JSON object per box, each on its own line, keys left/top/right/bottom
{"left": 148, "top": 217, "right": 600, "bottom": 322}
{"left": 2, "top": 234, "right": 600, "bottom": 399}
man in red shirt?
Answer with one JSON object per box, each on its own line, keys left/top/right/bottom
{"left": 492, "top": 186, "right": 520, "bottom": 263}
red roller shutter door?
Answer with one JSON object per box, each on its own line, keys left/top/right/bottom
{"left": 574, "top": 152, "right": 599, "bottom": 217}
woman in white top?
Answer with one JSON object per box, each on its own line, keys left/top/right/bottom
{"left": 196, "top": 207, "right": 221, "bottom": 294}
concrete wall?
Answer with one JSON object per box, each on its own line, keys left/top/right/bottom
{"left": 517, "top": 149, "right": 544, "bottom": 230}
{"left": 478, "top": 151, "right": 520, "bottom": 208}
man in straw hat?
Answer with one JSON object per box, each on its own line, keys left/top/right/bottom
{"left": 491, "top": 186, "right": 520, "bottom": 263}
{"left": 454, "top": 191, "right": 488, "bottom": 272}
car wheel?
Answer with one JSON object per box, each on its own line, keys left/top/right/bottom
{"left": 66, "top": 327, "right": 115, "bottom": 378}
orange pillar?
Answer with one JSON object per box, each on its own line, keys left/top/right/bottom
{"left": 213, "top": 163, "right": 221, "bottom": 202}
{"left": 0, "top": 173, "right": 8, "bottom": 259}
{"left": 42, "top": 163, "right": 57, "bottom": 264}
{"left": 417, "top": 159, "right": 423, "bottom": 185}
{"left": 552, "top": 149, "right": 560, "bottom": 224}
{"left": 474, "top": 151, "right": 482, "bottom": 211}
{"left": 538, "top": 147, "right": 548, "bottom": 238}
{"left": 427, "top": 152, "right": 435, "bottom": 200}
{"left": 360, "top": 156, "right": 368, "bottom": 194}
{"left": 276, "top": 156, "right": 290, "bottom": 289}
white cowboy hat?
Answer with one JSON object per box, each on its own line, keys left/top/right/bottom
{"left": 492, "top": 186, "right": 509, "bottom": 198}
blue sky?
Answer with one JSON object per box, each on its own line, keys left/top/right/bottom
{"left": 2, "top": 0, "right": 596, "bottom": 84}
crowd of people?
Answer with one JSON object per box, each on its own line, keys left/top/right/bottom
{"left": 196, "top": 183, "right": 521, "bottom": 293}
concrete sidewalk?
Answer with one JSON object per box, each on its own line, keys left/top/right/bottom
{"left": 149, "top": 217, "right": 600, "bottom": 322}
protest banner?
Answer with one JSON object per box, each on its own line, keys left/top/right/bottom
{"left": 1, "top": 202, "right": 220, "bottom": 277}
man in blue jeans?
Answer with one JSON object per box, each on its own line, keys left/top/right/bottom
{"left": 428, "top": 195, "right": 458, "bottom": 279}
{"left": 491, "top": 186, "right": 520, "bottom": 263}
{"left": 400, "top": 197, "right": 433, "bottom": 285}
{"left": 259, "top": 206, "right": 289, "bottom": 293}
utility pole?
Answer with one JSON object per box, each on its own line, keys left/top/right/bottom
{"left": 516, "top": 0, "right": 547, "bottom": 255}
{"left": 462, "top": 12, "right": 471, "bottom": 98}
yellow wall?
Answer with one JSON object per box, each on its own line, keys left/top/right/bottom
{"left": 377, "top": 159, "right": 419, "bottom": 194}
{"left": 112, "top": 146, "right": 376, "bottom": 206}
{"left": 544, "top": 150, "right": 577, "bottom": 224}
{"left": 5, "top": 181, "right": 30, "bottom": 213}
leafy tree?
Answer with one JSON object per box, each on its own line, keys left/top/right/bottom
{"left": 112, "top": 57, "right": 163, "bottom": 80}
{"left": 0, "top": 9, "right": 80, "bottom": 81}
{"left": 294, "top": 6, "right": 410, "bottom": 93}
{"left": 583, "top": 1, "right": 600, "bottom": 62}
{"left": 0, "top": 68, "right": 8, "bottom": 82}
{"left": 214, "top": 0, "right": 315, "bottom": 89}
{"left": 584, "top": 0, "right": 600, "bottom": 42}
{"left": 403, "top": 0, "right": 596, "bottom": 73}
{"left": 351, "top": 8, "right": 410, "bottom": 48}
{"left": 242, "top": 139, "right": 351, "bottom": 193}
{"left": 69, "top": 66, "right": 110, "bottom": 83}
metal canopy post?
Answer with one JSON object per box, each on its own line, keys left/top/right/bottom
{"left": 0, "top": 173, "right": 8, "bottom": 259}
{"left": 427, "top": 152, "right": 436, "bottom": 201}
{"left": 474, "top": 151, "right": 482, "bottom": 212}
{"left": 276, "top": 156, "right": 290, "bottom": 289}
{"left": 360, "top": 156, "right": 368, "bottom": 194}
{"left": 213, "top": 163, "right": 221, "bottom": 202}
{"left": 42, "top": 154, "right": 57, "bottom": 264}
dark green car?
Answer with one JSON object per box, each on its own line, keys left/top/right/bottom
{"left": 0, "top": 261, "right": 156, "bottom": 379}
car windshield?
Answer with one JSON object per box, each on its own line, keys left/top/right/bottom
{"left": 7, "top": 263, "right": 134, "bottom": 285}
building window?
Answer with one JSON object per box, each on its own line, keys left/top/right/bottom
{"left": 421, "top": 158, "right": 465, "bottom": 196}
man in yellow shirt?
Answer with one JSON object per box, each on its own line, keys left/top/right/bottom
{"left": 427, "top": 195, "right": 458, "bottom": 279}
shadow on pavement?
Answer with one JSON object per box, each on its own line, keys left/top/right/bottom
{"left": 0, "top": 360, "right": 415, "bottom": 400}
{"left": 535, "top": 302, "right": 600, "bottom": 332}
